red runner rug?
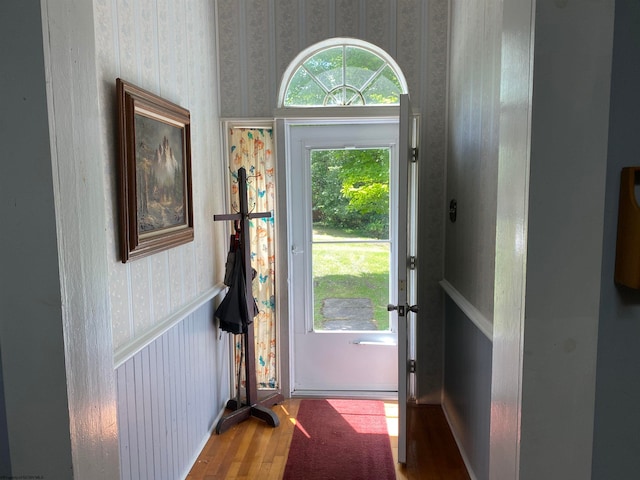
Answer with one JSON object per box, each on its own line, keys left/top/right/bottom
{"left": 283, "top": 399, "right": 396, "bottom": 480}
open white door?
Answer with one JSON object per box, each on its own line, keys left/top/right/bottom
{"left": 284, "top": 95, "right": 416, "bottom": 462}
{"left": 392, "top": 93, "right": 416, "bottom": 464}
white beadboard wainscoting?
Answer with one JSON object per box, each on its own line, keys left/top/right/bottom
{"left": 116, "top": 300, "right": 230, "bottom": 480}
{"left": 442, "top": 294, "right": 493, "bottom": 480}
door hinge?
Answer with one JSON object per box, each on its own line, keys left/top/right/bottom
{"left": 409, "top": 256, "right": 416, "bottom": 270}
{"left": 411, "top": 147, "right": 418, "bottom": 163}
{"left": 408, "top": 359, "right": 417, "bottom": 373}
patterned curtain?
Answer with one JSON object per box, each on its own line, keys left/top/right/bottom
{"left": 227, "top": 128, "right": 277, "bottom": 389}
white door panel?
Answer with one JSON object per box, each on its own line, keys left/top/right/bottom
{"left": 396, "top": 94, "right": 413, "bottom": 464}
{"left": 285, "top": 104, "right": 415, "bottom": 463}
{"left": 294, "top": 337, "right": 397, "bottom": 391}
{"left": 287, "top": 121, "right": 400, "bottom": 394}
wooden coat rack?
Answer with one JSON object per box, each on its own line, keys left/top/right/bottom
{"left": 213, "top": 167, "right": 284, "bottom": 434}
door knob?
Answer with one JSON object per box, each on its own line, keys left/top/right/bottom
{"left": 387, "top": 304, "right": 405, "bottom": 316}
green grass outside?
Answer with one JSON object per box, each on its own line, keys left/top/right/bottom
{"left": 312, "top": 225, "right": 390, "bottom": 331}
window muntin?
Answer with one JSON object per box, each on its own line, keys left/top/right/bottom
{"left": 281, "top": 41, "right": 407, "bottom": 107}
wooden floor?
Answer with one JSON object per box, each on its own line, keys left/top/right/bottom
{"left": 187, "top": 399, "right": 470, "bottom": 479}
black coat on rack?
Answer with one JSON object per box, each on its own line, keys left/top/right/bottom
{"left": 216, "top": 229, "right": 258, "bottom": 335}
{"left": 213, "top": 167, "right": 283, "bottom": 434}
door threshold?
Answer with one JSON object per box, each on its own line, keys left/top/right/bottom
{"left": 291, "top": 390, "right": 398, "bottom": 400}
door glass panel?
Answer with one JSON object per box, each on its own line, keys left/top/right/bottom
{"left": 362, "top": 65, "right": 403, "bottom": 105}
{"left": 310, "top": 148, "right": 391, "bottom": 332}
{"left": 285, "top": 67, "right": 327, "bottom": 106}
{"left": 345, "top": 46, "right": 385, "bottom": 90}
{"left": 303, "top": 47, "right": 343, "bottom": 90}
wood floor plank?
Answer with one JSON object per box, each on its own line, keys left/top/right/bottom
{"left": 266, "top": 455, "right": 286, "bottom": 479}
{"left": 187, "top": 399, "right": 469, "bottom": 480}
{"left": 403, "top": 404, "right": 471, "bottom": 480}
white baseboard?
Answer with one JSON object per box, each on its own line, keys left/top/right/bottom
{"left": 180, "top": 404, "right": 228, "bottom": 480}
{"left": 441, "top": 402, "right": 480, "bottom": 480}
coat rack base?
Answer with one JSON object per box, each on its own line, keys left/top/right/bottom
{"left": 215, "top": 391, "right": 285, "bottom": 434}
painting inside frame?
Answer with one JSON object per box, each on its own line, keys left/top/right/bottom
{"left": 117, "top": 78, "right": 194, "bottom": 263}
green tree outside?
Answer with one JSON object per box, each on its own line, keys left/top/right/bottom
{"left": 311, "top": 148, "right": 390, "bottom": 238}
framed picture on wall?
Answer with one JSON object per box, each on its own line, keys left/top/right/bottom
{"left": 116, "top": 78, "right": 194, "bottom": 263}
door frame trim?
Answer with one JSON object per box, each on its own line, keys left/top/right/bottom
{"left": 291, "top": 390, "right": 398, "bottom": 400}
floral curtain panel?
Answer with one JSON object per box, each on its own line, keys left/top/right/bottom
{"left": 227, "top": 127, "right": 277, "bottom": 389}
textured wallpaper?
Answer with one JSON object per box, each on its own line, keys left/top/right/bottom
{"left": 215, "top": 0, "right": 448, "bottom": 402}
{"left": 446, "top": 0, "right": 502, "bottom": 321}
{"left": 216, "top": 0, "right": 437, "bottom": 118}
{"left": 93, "top": 0, "right": 225, "bottom": 352}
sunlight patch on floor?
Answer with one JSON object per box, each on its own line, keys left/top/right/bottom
{"left": 384, "top": 401, "right": 399, "bottom": 437}
{"left": 291, "top": 418, "right": 311, "bottom": 438}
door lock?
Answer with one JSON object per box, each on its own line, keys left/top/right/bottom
{"left": 387, "top": 304, "right": 419, "bottom": 316}
{"left": 387, "top": 304, "right": 405, "bottom": 316}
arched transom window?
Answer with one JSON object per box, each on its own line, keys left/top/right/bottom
{"left": 279, "top": 38, "right": 408, "bottom": 107}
